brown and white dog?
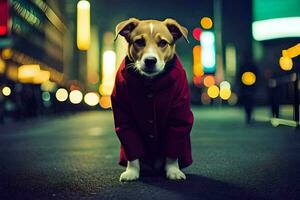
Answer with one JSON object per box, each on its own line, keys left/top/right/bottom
{"left": 112, "top": 18, "right": 193, "bottom": 181}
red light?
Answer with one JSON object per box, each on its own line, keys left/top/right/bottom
{"left": 193, "top": 76, "right": 202, "bottom": 87}
{"left": 0, "top": 26, "right": 7, "bottom": 35}
{"left": 192, "top": 28, "right": 202, "bottom": 41}
{"left": 0, "top": 0, "right": 9, "bottom": 36}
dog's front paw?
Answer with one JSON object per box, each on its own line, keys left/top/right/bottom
{"left": 166, "top": 167, "right": 186, "bottom": 180}
{"left": 119, "top": 168, "right": 139, "bottom": 182}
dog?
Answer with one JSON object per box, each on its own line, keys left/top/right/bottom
{"left": 112, "top": 18, "right": 194, "bottom": 181}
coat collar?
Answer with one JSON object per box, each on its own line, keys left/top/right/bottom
{"left": 120, "top": 55, "right": 184, "bottom": 91}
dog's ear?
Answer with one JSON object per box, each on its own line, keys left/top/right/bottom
{"left": 115, "top": 18, "right": 139, "bottom": 42}
{"left": 163, "top": 18, "right": 189, "bottom": 43}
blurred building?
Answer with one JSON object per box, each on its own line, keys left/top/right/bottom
{"left": 251, "top": 0, "right": 300, "bottom": 105}
{"left": 0, "top": 0, "right": 72, "bottom": 121}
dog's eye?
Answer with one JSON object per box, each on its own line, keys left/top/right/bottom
{"left": 134, "top": 39, "right": 146, "bottom": 47}
{"left": 158, "top": 40, "right": 168, "bottom": 48}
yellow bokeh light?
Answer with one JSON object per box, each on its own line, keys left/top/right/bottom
{"left": 101, "top": 50, "right": 117, "bottom": 96}
{"left": 99, "top": 96, "right": 111, "bottom": 109}
{"left": 77, "top": 0, "right": 90, "bottom": 50}
{"left": 41, "top": 80, "right": 56, "bottom": 92}
{"left": 203, "top": 75, "right": 215, "bottom": 87}
{"left": 279, "top": 56, "right": 293, "bottom": 71}
{"left": 282, "top": 43, "right": 300, "bottom": 58}
{"left": 18, "top": 64, "right": 40, "bottom": 83}
{"left": 33, "top": 70, "right": 50, "bottom": 84}
{"left": 219, "top": 88, "right": 231, "bottom": 100}
{"left": 56, "top": 88, "right": 68, "bottom": 102}
{"left": 207, "top": 85, "right": 219, "bottom": 99}
{"left": 0, "top": 58, "right": 5, "bottom": 74}
{"left": 200, "top": 17, "right": 213, "bottom": 29}
{"left": 84, "top": 92, "right": 99, "bottom": 106}
{"left": 69, "top": 90, "right": 83, "bottom": 104}
{"left": 241, "top": 72, "right": 256, "bottom": 86}
{"left": 2, "top": 48, "right": 12, "bottom": 60}
{"left": 2, "top": 86, "right": 11, "bottom": 96}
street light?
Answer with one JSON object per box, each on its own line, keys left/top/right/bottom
{"left": 69, "top": 90, "right": 83, "bottom": 104}
{"left": 56, "top": 88, "right": 68, "bottom": 102}
{"left": 77, "top": 0, "right": 90, "bottom": 50}
{"left": 2, "top": 86, "right": 11, "bottom": 96}
{"left": 84, "top": 92, "right": 99, "bottom": 106}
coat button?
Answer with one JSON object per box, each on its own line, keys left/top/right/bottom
{"left": 147, "top": 93, "right": 154, "bottom": 98}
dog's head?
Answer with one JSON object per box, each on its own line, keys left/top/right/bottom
{"left": 115, "top": 18, "right": 188, "bottom": 77}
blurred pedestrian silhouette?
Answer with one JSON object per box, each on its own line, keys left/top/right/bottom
{"left": 268, "top": 79, "right": 280, "bottom": 118}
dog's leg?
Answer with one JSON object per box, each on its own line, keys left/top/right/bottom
{"left": 165, "top": 158, "right": 186, "bottom": 180}
{"left": 119, "top": 159, "right": 140, "bottom": 182}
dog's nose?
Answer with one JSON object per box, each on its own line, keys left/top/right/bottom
{"left": 144, "top": 57, "right": 157, "bottom": 67}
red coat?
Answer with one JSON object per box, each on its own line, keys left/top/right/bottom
{"left": 111, "top": 55, "right": 194, "bottom": 169}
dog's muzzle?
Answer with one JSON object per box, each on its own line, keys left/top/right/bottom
{"left": 143, "top": 56, "right": 157, "bottom": 73}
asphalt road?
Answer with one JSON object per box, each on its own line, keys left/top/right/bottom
{"left": 0, "top": 107, "right": 299, "bottom": 200}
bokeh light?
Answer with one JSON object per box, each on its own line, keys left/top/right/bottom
{"left": 192, "top": 28, "right": 202, "bottom": 41}
{"left": 41, "top": 81, "right": 56, "bottom": 92}
{"left": 279, "top": 56, "right": 293, "bottom": 71}
{"left": 219, "top": 88, "right": 231, "bottom": 100}
{"left": 193, "top": 45, "right": 203, "bottom": 77}
{"left": 18, "top": 64, "right": 40, "bottom": 83}
{"left": 203, "top": 75, "right": 215, "bottom": 87}
{"left": 33, "top": 70, "right": 50, "bottom": 84}
{"left": 77, "top": 0, "right": 90, "bottom": 50}
{"left": 2, "top": 86, "right": 11, "bottom": 96}
{"left": 241, "top": 72, "right": 256, "bottom": 86}
{"left": 207, "top": 85, "right": 219, "bottom": 99}
{"left": 42, "top": 92, "right": 51, "bottom": 102}
{"left": 201, "top": 31, "right": 216, "bottom": 73}
{"left": 220, "top": 81, "right": 231, "bottom": 89}
{"left": 99, "top": 96, "right": 111, "bottom": 109}
{"left": 252, "top": 17, "right": 300, "bottom": 41}
{"left": 56, "top": 88, "right": 68, "bottom": 102}
{"left": 100, "top": 50, "right": 116, "bottom": 96}
{"left": 0, "top": 58, "right": 5, "bottom": 74}
{"left": 84, "top": 92, "right": 99, "bottom": 106}
{"left": 69, "top": 90, "right": 83, "bottom": 104}
{"left": 193, "top": 76, "right": 202, "bottom": 88}
{"left": 200, "top": 17, "right": 213, "bottom": 29}
{"left": 2, "top": 48, "right": 12, "bottom": 60}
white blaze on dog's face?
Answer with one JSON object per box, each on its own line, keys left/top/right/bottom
{"left": 115, "top": 18, "right": 189, "bottom": 77}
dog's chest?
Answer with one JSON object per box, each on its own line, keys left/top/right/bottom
{"left": 127, "top": 81, "right": 175, "bottom": 131}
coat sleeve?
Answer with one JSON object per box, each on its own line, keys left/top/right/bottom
{"left": 165, "top": 70, "right": 194, "bottom": 159}
{"left": 111, "top": 75, "right": 145, "bottom": 161}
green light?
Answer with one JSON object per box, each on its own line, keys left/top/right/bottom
{"left": 254, "top": 0, "right": 300, "bottom": 21}
{"left": 253, "top": 17, "right": 300, "bottom": 41}
{"left": 42, "top": 91, "right": 51, "bottom": 102}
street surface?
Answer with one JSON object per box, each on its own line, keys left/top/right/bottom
{"left": 0, "top": 107, "right": 299, "bottom": 200}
